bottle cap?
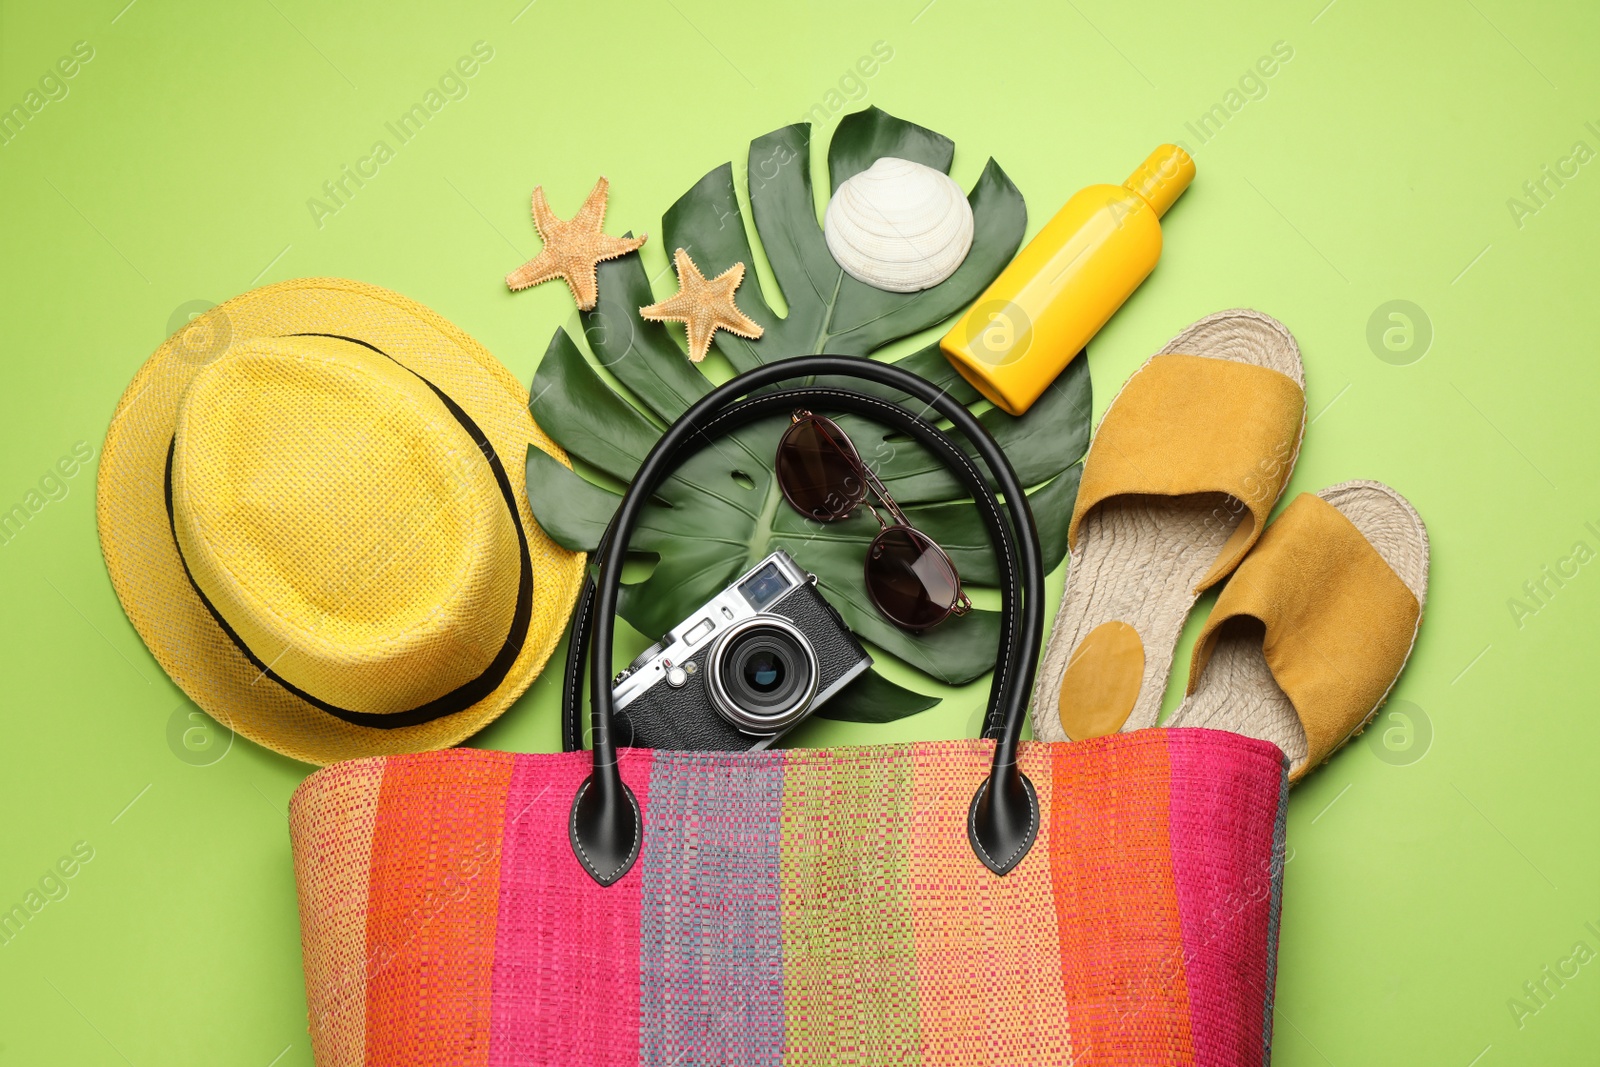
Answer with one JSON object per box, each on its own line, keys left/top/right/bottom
{"left": 1124, "top": 145, "right": 1195, "bottom": 218}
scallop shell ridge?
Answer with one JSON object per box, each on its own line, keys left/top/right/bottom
{"left": 823, "top": 157, "right": 975, "bottom": 293}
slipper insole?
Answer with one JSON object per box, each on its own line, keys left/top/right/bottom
{"left": 1164, "top": 617, "right": 1308, "bottom": 767}
{"left": 1033, "top": 490, "right": 1240, "bottom": 742}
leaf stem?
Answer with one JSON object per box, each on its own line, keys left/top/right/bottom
{"left": 810, "top": 270, "right": 844, "bottom": 353}
{"left": 742, "top": 473, "right": 785, "bottom": 572}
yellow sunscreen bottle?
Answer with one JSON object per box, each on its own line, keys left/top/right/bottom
{"left": 941, "top": 145, "right": 1195, "bottom": 415}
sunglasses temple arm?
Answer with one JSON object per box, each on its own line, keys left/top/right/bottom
{"left": 809, "top": 412, "right": 915, "bottom": 528}
{"left": 859, "top": 464, "right": 915, "bottom": 530}
{"left": 855, "top": 446, "right": 974, "bottom": 617}
{"left": 816, "top": 416, "right": 977, "bottom": 593}
{"left": 812, "top": 414, "right": 974, "bottom": 610}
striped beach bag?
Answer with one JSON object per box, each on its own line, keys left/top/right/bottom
{"left": 290, "top": 358, "right": 1290, "bottom": 1065}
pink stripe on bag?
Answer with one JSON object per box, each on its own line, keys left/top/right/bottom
{"left": 487, "top": 749, "right": 655, "bottom": 1067}
{"left": 1165, "top": 730, "right": 1288, "bottom": 1067}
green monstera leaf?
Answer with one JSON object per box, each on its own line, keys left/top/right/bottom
{"left": 526, "top": 107, "right": 1091, "bottom": 722}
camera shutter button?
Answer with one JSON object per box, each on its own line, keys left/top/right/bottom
{"left": 666, "top": 666, "right": 689, "bottom": 688}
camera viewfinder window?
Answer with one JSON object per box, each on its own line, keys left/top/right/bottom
{"left": 739, "top": 561, "right": 792, "bottom": 611}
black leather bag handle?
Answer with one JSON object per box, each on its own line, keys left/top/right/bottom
{"left": 560, "top": 387, "right": 1025, "bottom": 750}
{"left": 568, "top": 357, "right": 1045, "bottom": 885}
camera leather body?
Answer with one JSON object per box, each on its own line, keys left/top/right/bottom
{"left": 614, "top": 577, "right": 868, "bottom": 750}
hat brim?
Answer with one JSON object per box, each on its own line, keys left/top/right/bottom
{"left": 98, "top": 278, "right": 585, "bottom": 765}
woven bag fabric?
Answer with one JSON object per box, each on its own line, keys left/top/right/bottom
{"left": 290, "top": 728, "right": 1287, "bottom": 1067}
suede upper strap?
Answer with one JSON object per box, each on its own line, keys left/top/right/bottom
{"left": 1069, "top": 353, "right": 1305, "bottom": 591}
{"left": 1187, "top": 493, "right": 1422, "bottom": 770}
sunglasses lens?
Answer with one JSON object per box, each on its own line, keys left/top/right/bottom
{"left": 866, "top": 526, "right": 960, "bottom": 630}
{"left": 777, "top": 417, "right": 867, "bottom": 521}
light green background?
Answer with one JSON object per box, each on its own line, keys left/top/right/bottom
{"left": 2, "top": 0, "right": 1597, "bottom": 1063}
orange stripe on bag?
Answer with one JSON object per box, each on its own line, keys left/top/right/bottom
{"left": 363, "top": 751, "right": 515, "bottom": 1067}
{"left": 909, "top": 741, "right": 1074, "bottom": 1067}
{"left": 1050, "top": 734, "right": 1195, "bottom": 1065}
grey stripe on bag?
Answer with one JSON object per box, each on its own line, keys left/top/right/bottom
{"left": 637, "top": 752, "right": 786, "bottom": 1067}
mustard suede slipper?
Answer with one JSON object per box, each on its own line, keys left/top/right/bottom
{"left": 1031, "top": 310, "right": 1306, "bottom": 743}
{"left": 1165, "top": 481, "right": 1429, "bottom": 782}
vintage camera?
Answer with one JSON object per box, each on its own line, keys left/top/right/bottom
{"left": 611, "top": 550, "right": 872, "bottom": 751}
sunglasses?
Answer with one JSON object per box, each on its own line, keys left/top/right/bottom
{"left": 775, "top": 410, "right": 972, "bottom": 631}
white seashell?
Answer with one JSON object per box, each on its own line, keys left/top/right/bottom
{"left": 824, "top": 157, "right": 975, "bottom": 293}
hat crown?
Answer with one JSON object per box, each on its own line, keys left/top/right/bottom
{"left": 170, "top": 335, "right": 521, "bottom": 717}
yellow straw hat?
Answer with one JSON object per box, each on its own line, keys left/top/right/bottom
{"left": 97, "top": 278, "right": 585, "bottom": 765}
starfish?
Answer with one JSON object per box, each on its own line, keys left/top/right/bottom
{"left": 639, "top": 248, "right": 764, "bottom": 362}
{"left": 505, "top": 177, "right": 645, "bottom": 310}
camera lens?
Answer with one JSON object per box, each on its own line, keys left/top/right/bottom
{"left": 708, "top": 619, "right": 819, "bottom": 735}
{"left": 743, "top": 650, "right": 785, "bottom": 692}
{"left": 728, "top": 635, "right": 799, "bottom": 709}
